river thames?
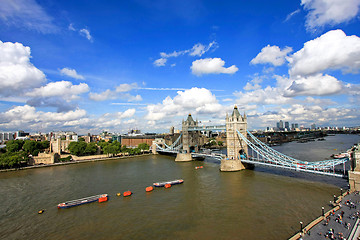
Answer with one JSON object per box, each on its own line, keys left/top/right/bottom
{"left": 1, "top": 134, "right": 359, "bottom": 240}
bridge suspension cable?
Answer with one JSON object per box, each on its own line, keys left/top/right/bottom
{"left": 155, "top": 134, "right": 182, "bottom": 153}
{"left": 236, "top": 130, "right": 349, "bottom": 177}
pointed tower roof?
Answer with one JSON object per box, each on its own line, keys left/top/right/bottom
{"left": 231, "top": 105, "right": 241, "bottom": 118}
{"left": 186, "top": 113, "right": 196, "bottom": 124}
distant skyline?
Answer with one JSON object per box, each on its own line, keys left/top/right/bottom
{"left": 0, "top": 0, "right": 360, "bottom": 134}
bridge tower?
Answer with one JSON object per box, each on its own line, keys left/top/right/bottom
{"left": 221, "top": 105, "right": 251, "bottom": 171}
{"left": 175, "top": 114, "right": 199, "bottom": 162}
{"left": 182, "top": 114, "right": 200, "bottom": 153}
{"left": 348, "top": 144, "right": 360, "bottom": 191}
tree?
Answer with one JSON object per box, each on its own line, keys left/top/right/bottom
{"left": 97, "top": 141, "right": 109, "bottom": 153}
{"left": 218, "top": 141, "right": 224, "bottom": 147}
{"left": 23, "top": 140, "right": 41, "bottom": 156}
{"left": 68, "top": 141, "right": 87, "bottom": 156}
{"left": 0, "top": 151, "right": 28, "bottom": 169}
{"left": 6, "top": 140, "right": 24, "bottom": 152}
{"left": 85, "top": 142, "right": 98, "bottom": 155}
{"left": 40, "top": 141, "right": 50, "bottom": 150}
{"left": 103, "top": 141, "right": 121, "bottom": 156}
{"left": 121, "top": 145, "right": 128, "bottom": 153}
{"left": 111, "top": 141, "right": 121, "bottom": 155}
{"left": 138, "top": 143, "right": 150, "bottom": 150}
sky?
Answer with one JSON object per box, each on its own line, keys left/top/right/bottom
{"left": 0, "top": 0, "right": 360, "bottom": 134}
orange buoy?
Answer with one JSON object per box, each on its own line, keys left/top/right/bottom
{"left": 146, "top": 186, "right": 154, "bottom": 192}
{"left": 164, "top": 184, "right": 171, "bottom": 188}
{"left": 195, "top": 166, "right": 203, "bottom": 169}
{"left": 123, "top": 191, "right": 132, "bottom": 197}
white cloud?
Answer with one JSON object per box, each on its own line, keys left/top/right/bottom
{"left": 243, "top": 82, "right": 261, "bottom": 91}
{"left": 191, "top": 58, "right": 238, "bottom": 76}
{"left": 153, "top": 58, "right": 167, "bottom": 67}
{"left": 288, "top": 30, "right": 360, "bottom": 76}
{"left": 68, "top": 23, "right": 76, "bottom": 31}
{"left": 284, "top": 73, "right": 343, "bottom": 96}
{"left": 154, "top": 41, "right": 218, "bottom": 66}
{"left": 79, "top": 28, "right": 93, "bottom": 41}
{"left": 27, "top": 81, "right": 90, "bottom": 100}
{"left": 285, "top": 9, "right": 301, "bottom": 22}
{"left": 118, "top": 108, "right": 136, "bottom": 118}
{"left": 0, "top": 41, "right": 46, "bottom": 97}
{"left": 60, "top": 67, "right": 85, "bottom": 80}
{"left": 243, "top": 74, "right": 265, "bottom": 91}
{"left": 94, "top": 109, "right": 136, "bottom": 128}
{"left": 0, "top": 105, "right": 87, "bottom": 129}
{"left": 0, "top": 104, "right": 140, "bottom": 133}
{"left": 301, "top": 0, "right": 360, "bottom": 31}
{"left": 89, "top": 90, "right": 116, "bottom": 101}
{"left": 189, "top": 41, "right": 218, "bottom": 57}
{"left": 116, "top": 83, "right": 138, "bottom": 92}
{"left": 127, "top": 94, "right": 142, "bottom": 102}
{"left": 124, "top": 119, "right": 136, "bottom": 124}
{"left": 145, "top": 87, "right": 223, "bottom": 122}
{"left": 0, "top": 0, "right": 57, "bottom": 33}
{"left": 235, "top": 86, "right": 293, "bottom": 106}
{"left": 89, "top": 83, "right": 141, "bottom": 102}
{"left": 252, "top": 104, "right": 358, "bottom": 128}
{"left": 251, "top": 45, "right": 292, "bottom": 66}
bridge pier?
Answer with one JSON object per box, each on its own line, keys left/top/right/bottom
{"left": 151, "top": 141, "right": 158, "bottom": 155}
{"left": 175, "top": 153, "right": 193, "bottom": 162}
{"left": 220, "top": 159, "right": 246, "bottom": 171}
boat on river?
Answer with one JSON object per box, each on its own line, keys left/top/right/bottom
{"left": 57, "top": 194, "right": 108, "bottom": 209}
{"left": 332, "top": 152, "right": 349, "bottom": 159}
{"left": 153, "top": 179, "right": 184, "bottom": 187}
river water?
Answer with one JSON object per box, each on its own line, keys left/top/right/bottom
{"left": 1, "top": 134, "right": 359, "bottom": 240}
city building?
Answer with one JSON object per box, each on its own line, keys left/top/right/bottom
{"left": 0, "top": 132, "right": 14, "bottom": 143}
{"left": 285, "top": 122, "right": 290, "bottom": 131}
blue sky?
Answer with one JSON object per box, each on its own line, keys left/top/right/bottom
{"left": 0, "top": 0, "right": 360, "bottom": 134}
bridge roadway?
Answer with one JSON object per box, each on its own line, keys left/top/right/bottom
{"left": 187, "top": 125, "right": 226, "bottom": 131}
{"left": 241, "top": 158, "right": 347, "bottom": 178}
{"left": 156, "top": 148, "right": 348, "bottom": 178}
{"left": 156, "top": 149, "right": 225, "bottom": 160}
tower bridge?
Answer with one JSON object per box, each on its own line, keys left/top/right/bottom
{"left": 152, "top": 106, "right": 359, "bottom": 181}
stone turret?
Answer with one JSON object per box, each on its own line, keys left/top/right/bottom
{"left": 182, "top": 114, "right": 200, "bottom": 154}
{"left": 226, "top": 105, "right": 248, "bottom": 160}
{"left": 176, "top": 114, "right": 200, "bottom": 162}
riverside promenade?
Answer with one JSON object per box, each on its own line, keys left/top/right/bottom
{"left": 290, "top": 191, "right": 360, "bottom": 240}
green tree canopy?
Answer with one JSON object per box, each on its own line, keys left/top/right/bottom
{"left": 0, "top": 151, "right": 28, "bottom": 169}
{"left": 6, "top": 140, "right": 24, "bottom": 152}
{"left": 97, "top": 141, "right": 109, "bottom": 152}
{"left": 138, "top": 143, "right": 150, "bottom": 150}
{"left": 85, "top": 142, "right": 98, "bottom": 155}
{"left": 68, "top": 141, "right": 87, "bottom": 156}
{"left": 23, "top": 140, "right": 41, "bottom": 156}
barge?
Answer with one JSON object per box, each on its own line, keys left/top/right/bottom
{"left": 153, "top": 179, "right": 184, "bottom": 187}
{"left": 57, "top": 194, "right": 108, "bottom": 209}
